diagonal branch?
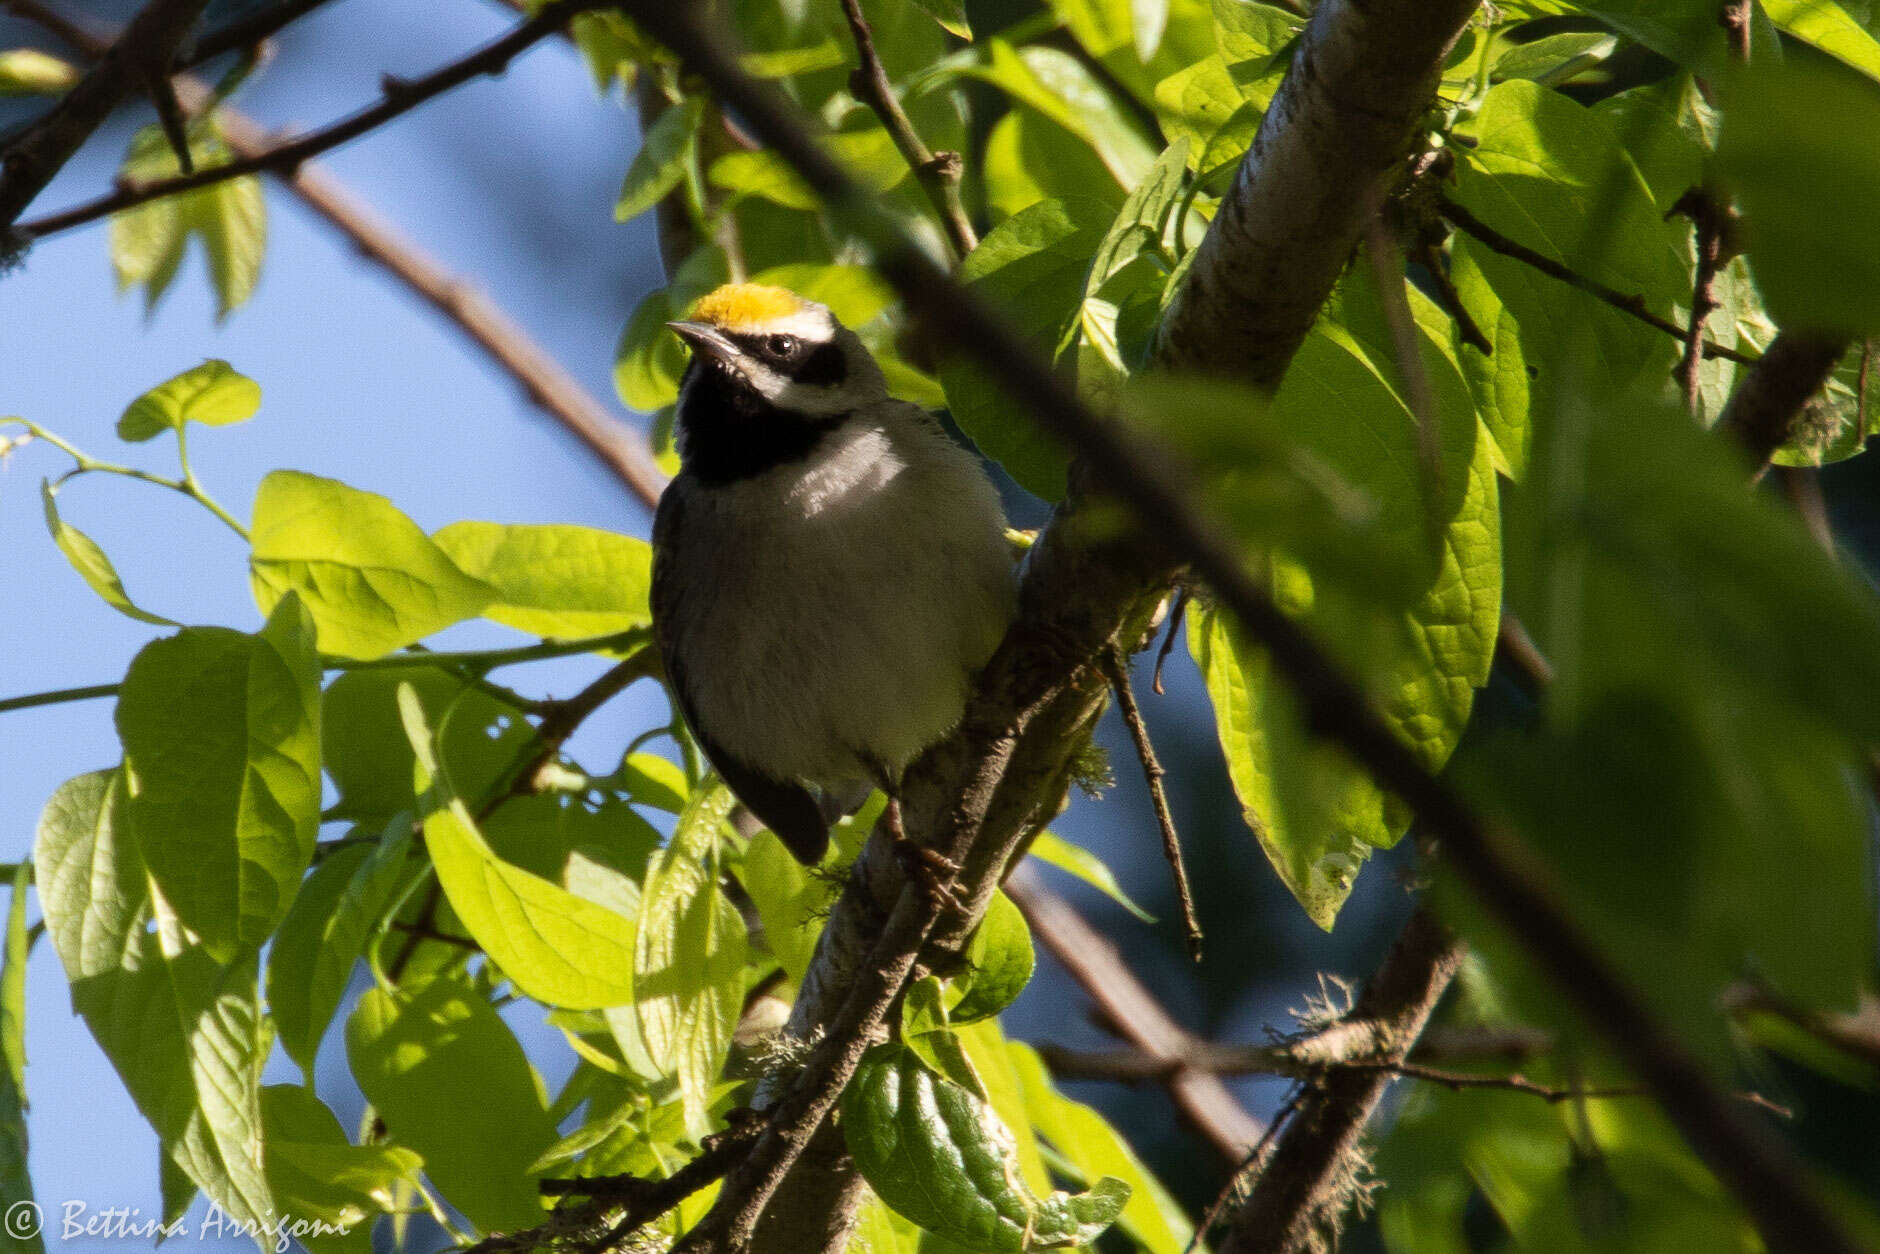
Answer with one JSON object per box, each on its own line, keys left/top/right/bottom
{"left": 14, "top": 0, "right": 619, "bottom": 239}
{"left": 0, "top": 0, "right": 211, "bottom": 228}
{"left": 614, "top": 4, "right": 1865, "bottom": 1253}
{"left": 1007, "top": 866, "right": 1262, "bottom": 1162}
{"left": 835, "top": 0, "right": 975, "bottom": 261}
{"left": 7, "top": 1, "right": 666, "bottom": 509}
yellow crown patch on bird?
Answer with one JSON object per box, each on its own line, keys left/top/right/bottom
{"left": 688, "top": 284, "right": 811, "bottom": 332}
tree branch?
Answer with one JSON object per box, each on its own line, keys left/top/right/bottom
{"left": 1716, "top": 329, "right": 1850, "bottom": 475}
{"left": 1007, "top": 866, "right": 1264, "bottom": 1163}
{"left": 1098, "top": 649, "right": 1203, "bottom": 960}
{"left": 1219, "top": 907, "right": 1464, "bottom": 1254}
{"left": 835, "top": 0, "right": 976, "bottom": 261}
{"left": 0, "top": 0, "right": 211, "bottom": 228}
{"left": 14, "top": 0, "right": 620, "bottom": 239}
{"left": 612, "top": 5, "right": 1862, "bottom": 1254}
{"left": 5, "top": 3, "right": 666, "bottom": 509}
{"left": 1438, "top": 192, "right": 1758, "bottom": 367}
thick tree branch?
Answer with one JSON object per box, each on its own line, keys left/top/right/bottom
{"left": 1007, "top": 866, "right": 1264, "bottom": 1163}
{"left": 1716, "top": 329, "right": 1850, "bottom": 474}
{"left": 8, "top": 3, "right": 666, "bottom": 508}
{"left": 0, "top": 0, "right": 210, "bottom": 227}
{"left": 835, "top": 0, "right": 975, "bottom": 261}
{"left": 613, "top": 5, "right": 1862, "bottom": 1254}
{"left": 14, "top": 0, "right": 619, "bottom": 239}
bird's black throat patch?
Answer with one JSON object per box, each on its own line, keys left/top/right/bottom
{"left": 676, "top": 356, "right": 848, "bottom": 485}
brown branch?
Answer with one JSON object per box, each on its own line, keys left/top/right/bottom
{"left": 1726, "top": 984, "right": 1880, "bottom": 1073}
{"left": 1672, "top": 188, "right": 1733, "bottom": 414}
{"left": 1008, "top": 866, "right": 1265, "bottom": 1163}
{"left": 1717, "top": 330, "right": 1851, "bottom": 476}
{"left": 617, "top": 5, "right": 1861, "bottom": 1254}
{"left": 1219, "top": 907, "right": 1465, "bottom": 1254}
{"left": 1496, "top": 611, "right": 1554, "bottom": 692}
{"left": 1437, "top": 193, "right": 1758, "bottom": 367}
{"left": 1098, "top": 648, "right": 1203, "bottom": 960}
{"left": 1413, "top": 233, "right": 1491, "bottom": 355}
{"left": 1151, "top": 587, "right": 1189, "bottom": 695}
{"left": 461, "top": 1116, "right": 764, "bottom": 1254}
{"left": 0, "top": 0, "right": 211, "bottom": 228}
{"left": 14, "top": 0, "right": 619, "bottom": 239}
{"left": 13, "top": 3, "right": 667, "bottom": 510}
{"left": 835, "top": 0, "right": 976, "bottom": 261}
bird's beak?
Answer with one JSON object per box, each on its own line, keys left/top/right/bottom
{"left": 667, "top": 321, "right": 738, "bottom": 361}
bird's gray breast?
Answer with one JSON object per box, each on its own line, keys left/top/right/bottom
{"left": 658, "top": 414, "right": 1014, "bottom": 790}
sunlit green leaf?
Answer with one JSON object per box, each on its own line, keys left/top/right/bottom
{"left": 398, "top": 686, "right": 639, "bottom": 1009}
{"left": 634, "top": 779, "right": 744, "bottom": 1139}
{"left": 249, "top": 471, "right": 494, "bottom": 659}
{"left": 40, "top": 481, "right": 177, "bottom": 626}
{"left": 116, "top": 359, "right": 261, "bottom": 442}
{"left": 0, "top": 47, "right": 77, "bottom": 94}
{"left": 951, "top": 891, "right": 1033, "bottom": 1025}
{"left": 262, "top": 1085, "right": 420, "bottom": 1254}
{"left": 346, "top": 976, "right": 558, "bottom": 1232}
{"left": 0, "top": 863, "right": 38, "bottom": 1254}
{"left": 738, "top": 830, "right": 836, "bottom": 984}
{"left": 117, "top": 595, "right": 322, "bottom": 961}
{"left": 434, "top": 520, "right": 652, "bottom": 639}
{"left": 1026, "top": 832, "right": 1155, "bottom": 923}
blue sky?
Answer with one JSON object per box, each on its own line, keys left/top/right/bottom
{"left": 0, "top": 4, "right": 1401, "bottom": 1247}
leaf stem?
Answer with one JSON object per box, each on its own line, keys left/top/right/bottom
{"left": 0, "top": 629, "right": 652, "bottom": 717}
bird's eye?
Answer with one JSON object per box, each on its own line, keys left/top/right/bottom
{"left": 765, "top": 334, "right": 799, "bottom": 358}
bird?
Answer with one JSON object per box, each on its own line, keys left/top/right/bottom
{"left": 650, "top": 283, "right": 1018, "bottom": 865}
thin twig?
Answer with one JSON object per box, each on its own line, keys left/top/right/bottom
{"left": 1438, "top": 193, "right": 1757, "bottom": 366}
{"left": 462, "top": 1117, "right": 764, "bottom": 1254}
{"left": 1100, "top": 648, "right": 1203, "bottom": 959}
{"left": 180, "top": 0, "right": 338, "bottom": 68}
{"left": 623, "top": 6, "right": 1863, "bottom": 1252}
{"left": 1010, "top": 866, "right": 1263, "bottom": 1162}
{"left": 1495, "top": 611, "right": 1554, "bottom": 692}
{"left": 1191, "top": 1094, "right": 1299, "bottom": 1254}
{"left": 386, "top": 919, "right": 478, "bottom": 951}
{"left": 1152, "top": 587, "right": 1190, "bottom": 695}
{"left": 1672, "top": 188, "right": 1731, "bottom": 414}
{"left": 480, "top": 649, "right": 660, "bottom": 819}
{"left": 835, "top": 0, "right": 976, "bottom": 260}
{"left": 0, "top": 0, "right": 211, "bottom": 227}
{"left": 1412, "top": 233, "right": 1491, "bottom": 355}
{"left": 15, "top": 0, "right": 618, "bottom": 238}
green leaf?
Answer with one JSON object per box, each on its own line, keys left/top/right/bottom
{"left": 1719, "top": 62, "right": 1880, "bottom": 335}
{"left": 196, "top": 169, "right": 267, "bottom": 322}
{"left": 40, "top": 480, "right": 177, "bottom": 626}
{"left": 261, "top": 1085, "right": 421, "bottom": 1254}
{"left": 1491, "top": 31, "right": 1618, "bottom": 84}
{"left": 843, "top": 1043, "right": 1131, "bottom": 1251}
{"left": 738, "top": 830, "right": 836, "bottom": 984}
{"left": 1026, "top": 832, "right": 1155, "bottom": 922}
{"left": 118, "top": 595, "right": 322, "bottom": 961}
{"left": 346, "top": 976, "right": 558, "bottom": 1233}
{"left": 633, "top": 779, "right": 745, "bottom": 1139}
{"left": 0, "top": 47, "right": 78, "bottom": 94}
{"left": 616, "top": 751, "right": 689, "bottom": 813}
{"left": 249, "top": 470, "right": 494, "bottom": 659}
{"left": 433, "top": 521, "right": 652, "bottom": 639}
{"left": 709, "top": 129, "right": 908, "bottom": 210}
{"left": 900, "top": 977, "right": 990, "bottom": 1100}
{"left": 1763, "top": 0, "right": 1880, "bottom": 81}
{"left": 982, "top": 109, "right": 1123, "bottom": 222}
{"left": 268, "top": 821, "right": 415, "bottom": 1077}
{"left": 942, "top": 197, "right": 1114, "bottom": 499}
{"left": 0, "top": 864, "right": 39, "bottom": 1254}
{"left": 1451, "top": 79, "right": 1690, "bottom": 425}
{"left": 117, "top": 359, "right": 262, "bottom": 442}
{"left": 950, "top": 891, "right": 1033, "bottom": 1025}
{"left": 108, "top": 123, "right": 266, "bottom": 319}
{"left": 617, "top": 96, "right": 703, "bottom": 223}
{"left": 36, "top": 775, "right": 279, "bottom": 1238}
{"left": 1133, "top": 0, "right": 1169, "bottom": 59}
{"left": 614, "top": 287, "right": 687, "bottom": 412}
{"left": 397, "top": 686, "right": 639, "bottom": 1009}
{"left": 909, "top": 0, "right": 971, "bottom": 39}
{"left": 321, "top": 667, "right": 533, "bottom": 823}
{"left": 1008, "top": 1041, "right": 1193, "bottom": 1254}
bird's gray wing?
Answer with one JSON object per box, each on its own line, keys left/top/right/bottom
{"left": 651, "top": 484, "right": 830, "bottom": 865}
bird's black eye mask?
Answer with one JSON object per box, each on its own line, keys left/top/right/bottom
{"left": 723, "top": 331, "right": 850, "bottom": 387}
